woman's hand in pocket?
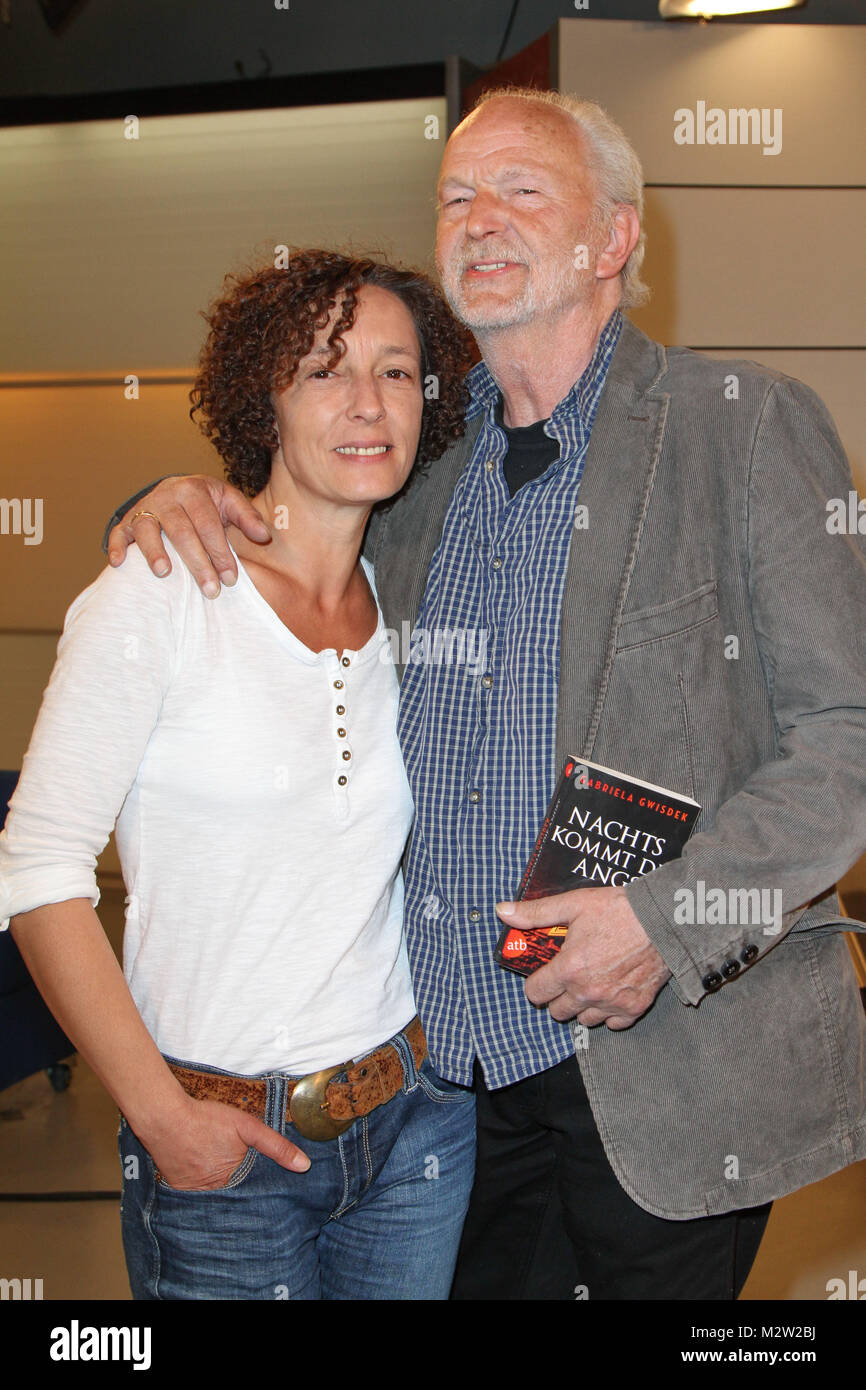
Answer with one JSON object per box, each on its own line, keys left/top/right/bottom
{"left": 139, "top": 1095, "right": 310, "bottom": 1189}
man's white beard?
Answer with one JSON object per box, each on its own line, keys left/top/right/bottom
{"left": 438, "top": 243, "right": 598, "bottom": 334}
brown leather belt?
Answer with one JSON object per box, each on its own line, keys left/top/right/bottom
{"left": 166, "top": 1017, "right": 427, "bottom": 1141}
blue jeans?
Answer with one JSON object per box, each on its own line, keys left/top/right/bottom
{"left": 118, "top": 1028, "right": 476, "bottom": 1300}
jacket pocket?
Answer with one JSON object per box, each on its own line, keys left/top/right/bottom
{"left": 616, "top": 580, "right": 719, "bottom": 651}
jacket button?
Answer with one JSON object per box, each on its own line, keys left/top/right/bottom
{"left": 702, "top": 972, "right": 724, "bottom": 992}
{"left": 721, "top": 959, "right": 741, "bottom": 979}
{"left": 741, "top": 944, "right": 759, "bottom": 963}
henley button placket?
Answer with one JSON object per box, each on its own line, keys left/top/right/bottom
{"left": 328, "top": 657, "right": 353, "bottom": 800}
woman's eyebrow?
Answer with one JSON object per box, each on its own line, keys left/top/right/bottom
{"left": 303, "top": 343, "right": 418, "bottom": 359}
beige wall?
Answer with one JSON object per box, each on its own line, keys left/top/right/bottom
{"left": 556, "top": 20, "right": 866, "bottom": 186}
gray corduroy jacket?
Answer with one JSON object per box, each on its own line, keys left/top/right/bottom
{"left": 366, "top": 316, "right": 866, "bottom": 1219}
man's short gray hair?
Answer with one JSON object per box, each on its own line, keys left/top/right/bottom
{"left": 471, "top": 86, "right": 650, "bottom": 310}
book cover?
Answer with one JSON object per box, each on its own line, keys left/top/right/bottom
{"left": 495, "top": 757, "right": 701, "bottom": 977}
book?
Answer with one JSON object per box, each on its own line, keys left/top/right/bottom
{"left": 495, "top": 757, "right": 701, "bottom": 977}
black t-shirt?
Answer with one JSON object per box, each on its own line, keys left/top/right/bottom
{"left": 495, "top": 397, "right": 559, "bottom": 498}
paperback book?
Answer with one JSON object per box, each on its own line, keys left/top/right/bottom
{"left": 495, "top": 757, "right": 701, "bottom": 977}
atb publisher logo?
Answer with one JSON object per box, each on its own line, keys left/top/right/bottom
{"left": 503, "top": 933, "right": 528, "bottom": 955}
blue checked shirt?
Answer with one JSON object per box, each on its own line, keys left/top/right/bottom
{"left": 397, "top": 310, "right": 623, "bottom": 1089}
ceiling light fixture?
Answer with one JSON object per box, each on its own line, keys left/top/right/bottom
{"left": 659, "top": 0, "right": 805, "bottom": 18}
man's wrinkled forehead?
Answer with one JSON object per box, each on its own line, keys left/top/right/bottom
{"left": 438, "top": 98, "right": 586, "bottom": 190}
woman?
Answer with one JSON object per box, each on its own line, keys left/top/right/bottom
{"left": 0, "top": 250, "right": 476, "bottom": 1299}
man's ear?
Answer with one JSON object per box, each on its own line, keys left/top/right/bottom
{"left": 595, "top": 204, "right": 641, "bottom": 284}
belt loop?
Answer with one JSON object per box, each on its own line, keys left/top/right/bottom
{"left": 391, "top": 1028, "right": 419, "bottom": 1091}
{"left": 267, "top": 1074, "right": 284, "bottom": 1131}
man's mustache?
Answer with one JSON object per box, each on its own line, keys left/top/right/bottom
{"left": 447, "top": 245, "right": 528, "bottom": 272}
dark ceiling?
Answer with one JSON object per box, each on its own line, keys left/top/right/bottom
{"left": 0, "top": 0, "right": 863, "bottom": 106}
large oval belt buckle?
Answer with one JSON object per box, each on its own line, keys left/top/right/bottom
{"left": 289, "top": 1065, "right": 355, "bottom": 1142}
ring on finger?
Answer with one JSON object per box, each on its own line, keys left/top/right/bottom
{"left": 130, "top": 509, "right": 161, "bottom": 527}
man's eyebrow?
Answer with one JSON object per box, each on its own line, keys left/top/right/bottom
{"left": 498, "top": 166, "right": 544, "bottom": 181}
{"left": 438, "top": 175, "right": 469, "bottom": 193}
{"left": 438, "top": 164, "right": 547, "bottom": 193}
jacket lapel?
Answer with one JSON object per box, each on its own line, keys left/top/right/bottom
{"left": 372, "top": 415, "right": 483, "bottom": 678}
{"left": 555, "top": 319, "right": 670, "bottom": 768}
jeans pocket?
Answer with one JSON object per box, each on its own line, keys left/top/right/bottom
{"left": 120, "top": 1112, "right": 261, "bottom": 1195}
{"left": 154, "top": 1145, "right": 259, "bottom": 1195}
{"left": 416, "top": 1059, "right": 474, "bottom": 1104}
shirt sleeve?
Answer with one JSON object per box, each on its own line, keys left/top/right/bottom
{"left": 0, "top": 547, "right": 186, "bottom": 929}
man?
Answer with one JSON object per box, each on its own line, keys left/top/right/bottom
{"left": 103, "top": 88, "right": 866, "bottom": 1299}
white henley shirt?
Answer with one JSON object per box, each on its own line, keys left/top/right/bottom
{"left": 0, "top": 540, "right": 416, "bottom": 1075}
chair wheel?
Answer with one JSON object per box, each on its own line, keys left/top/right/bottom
{"left": 46, "top": 1063, "right": 71, "bottom": 1092}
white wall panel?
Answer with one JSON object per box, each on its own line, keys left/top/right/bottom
{"left": 0, "top": 100, "right": 447, "bottom": 374}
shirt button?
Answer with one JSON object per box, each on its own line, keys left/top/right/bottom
{"left": 469, "top": 909, "right": 481, "bottom": 922}
{"left": 481, "top": 675, "right": 494, "bottom": 689}
{"left": 337, "top": 775, "right": 348, "bottom": 786}
{"left": 469, "top": 790, "right": 481, "bottom": 803}
{"left": 337, "top": 728, "right": 347, "bottom": 738}
{"left": 336, "top": 705, "right": 346, "bottom": 715}
{"left": 342, "top": 750, "right": 352, "bottom": 761}
{"left": 341, "top": 656, "right": 351, "bottom": 668}
{"left": 491, "top": 557, "right": 503, "bottom": 570}
{"left": 334, "top": 680, "right": 344, "bottom": 690}
{"left": 485, "top": 459, "right": 495, "bottom": 473}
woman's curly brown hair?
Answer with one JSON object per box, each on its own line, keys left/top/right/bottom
{"left": 190, "top": 249, "right": 475, "bottom": 496}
